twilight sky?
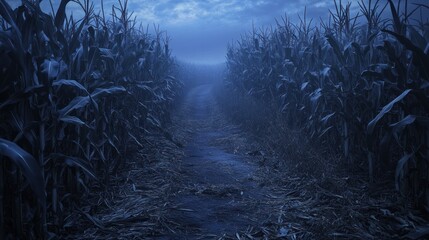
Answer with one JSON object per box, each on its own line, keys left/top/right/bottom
{"left": 5, "top": 0, "right": 429, "bottom": 64}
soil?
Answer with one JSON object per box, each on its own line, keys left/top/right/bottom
{"left": 162, "top": 84, "right": 271, "bottom": 239}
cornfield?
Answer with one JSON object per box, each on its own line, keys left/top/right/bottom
{"left": 225, "top": 0, "right": 429, "bottom": 211}
{"left": 2, "top": 0, "right": 429, "bottom": 238}
{"left": 0, "top": 0, "right": 180, "bottom": 238}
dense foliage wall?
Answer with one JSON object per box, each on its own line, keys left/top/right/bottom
{"left": 225, "top": 0, "right": 429, "bottom": 211}
{"left": 0, "top": 0, "right": 180, "bottom": 238}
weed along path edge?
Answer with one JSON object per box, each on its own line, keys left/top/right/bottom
{"left": 165, "top": 84, "right": 271, "bottom": 238}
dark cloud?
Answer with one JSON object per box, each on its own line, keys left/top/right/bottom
{"left": 5, "top": 0, "right": 429, "bottom": 64}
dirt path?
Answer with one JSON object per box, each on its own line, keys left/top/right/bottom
{"left": 66, "top": 84, "right": 425, "bottom": 239}
{"left": 65, "top": 84, "right": 279, "bottom": 240}
{"left": 164, "top": 84, "right": 270, "bottom": 238}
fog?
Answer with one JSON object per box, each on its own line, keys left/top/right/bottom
{"left": 2, "top": 0, "right": 429, "bottom": 238}
{"left": 6, "top": 0, "right": 429, "bottom": 65}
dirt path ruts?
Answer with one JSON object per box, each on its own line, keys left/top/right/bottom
{"left": 164, "top": 84, "right": 270, "bottom": 239}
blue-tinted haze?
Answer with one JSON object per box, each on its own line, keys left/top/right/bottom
{"left": 5, "top": 0, "right": 429, "bottom": 64}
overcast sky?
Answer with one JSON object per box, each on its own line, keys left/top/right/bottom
{"left": 5, "top": 0, "right": 429, "bottom": 64}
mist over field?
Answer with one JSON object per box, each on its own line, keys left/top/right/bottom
{"left": 5, "top": 0, "right": 429, "bottom": 64}
{"left": 1, "top": 0, "right": 429, "bottom": 239}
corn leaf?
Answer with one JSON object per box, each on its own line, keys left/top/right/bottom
{"left": 382, "top": 29, "right": 429, "bottom": 79}
{"left": 59, "top": 116, "right": 86, "bottom": 126}
{"left": 319, "top": 126, "right": 334, "bottom": 138}
{"left": 326, "top": 34, "right": 345, "bottom": 64}
{"left": 0, "top": 138, "right": 45, "bottom": 207}
{"left": 0, "top": 0, "right": 20, "bottom": 37}
{"left": 387, "top": 0, "right": 402, "bottom": 34}
{"left": 53, "top": 79, "right": 89, "bottom": 94}
{"left": 321, "top": 112, "right": 336, "bottom": 125}
{"left": 0, "top": 85, "right": 46, "bottom": 110}
{"left": 367, "top": 89, "right": 412, "bottom": 135}
{"left": 49, "top": 153, "right": 96, "bottom": 180}
{"left": 91, "top": 86, "right": 126, "bottom": 98}
{"left": 390, "top": 115, "right": 416, "bottom": 130}
{"left": 54, "top": 0, "right": 71, "bottom": 29}
{"left": 41, "top": 59, "right": 60, "bottom": 80}
{"left": 58, "top": 96, "right": 90, "bottom": 117}
{"left": 395, "top": 153, "right": 414, "bottom": 192}
{"left": 310, "top": 88, "right": 322, "bottom": 103}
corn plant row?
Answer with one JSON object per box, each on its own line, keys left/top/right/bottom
{"left": 0, "top": 0, "right": 180, "bottom": 238}
{"left": 225, "top": 0, "right": 429, "bottom": 211}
